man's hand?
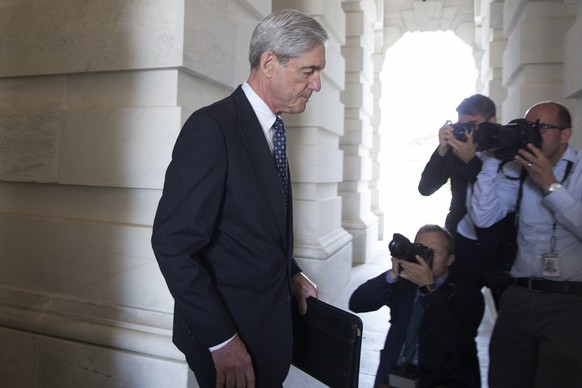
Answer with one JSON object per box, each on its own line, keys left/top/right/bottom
{"left": 515, "top": 144, "right": 557, "bottom": 190}
{"left": 448, "top": 131, "right": 477, "bottom": 164}
{"left": 437, "top": 122, "right": 454, "bottom": 156}
{"left": 397, "top": 255, "right": 434, "bottom": 287}
{"left": 389, "top": 256, "right": 401, "bottom": 279}
{"left": 211, "top": 335, "right": 255, "bottom": 388}
{"left": 292, "top": 272, "right": 318, "bottom": 315}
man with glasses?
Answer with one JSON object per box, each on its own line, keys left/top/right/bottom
{"left": 470, "top": 101, "right": 582, "bottom": 387}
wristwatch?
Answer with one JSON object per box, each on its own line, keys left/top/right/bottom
{"left": 420, "top": 283, "right": 437, "bottom": 295}
{"left": 543, "top": 182, "right": 562, "bottom": 196}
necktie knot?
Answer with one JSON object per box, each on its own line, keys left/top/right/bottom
{"left": 273, "top": 117, "right": 289, "bottom": 209}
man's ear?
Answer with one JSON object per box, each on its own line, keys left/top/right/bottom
{"left": 260, "top": 51, "right": 277, "bottom": 78}
{"left": 489, "top": 116, "right": 498, "bottom": 124}
{"left": 561, "top": 127, "right": 572, "bottom": 144}
{"left": 446, "top": 253, "right": 456, "bottom": 267}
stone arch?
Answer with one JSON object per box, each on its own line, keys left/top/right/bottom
{"left": 377, "top": 29, "right": 479, "bottom": 237}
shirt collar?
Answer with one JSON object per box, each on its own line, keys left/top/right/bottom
{"left": 242, "top": 82, "right": 278, "bottom": 136}
{"left": 434, "top": 273, "right": 448, "bottom": 288}
{"left": 561, "top": 144, "right": 576, "bottom": 164}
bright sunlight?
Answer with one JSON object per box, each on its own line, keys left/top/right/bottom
{"left": 379, "top": 30, "right": 478, "bottom": 240}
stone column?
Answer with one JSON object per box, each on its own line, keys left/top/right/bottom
{"left": 340, "top": 0, "right": 380, "bottom": 264}
{"left": 476, "top": 0, "right": 508, "bottom": 121}
{"left": 370, "top": 0, "right": 386, "bottom": 241}
{"left": 371, "top": 51, "right": 386, "bottom": 241}
{"left": 500, "top": 0, "right": 577, "bottom": 119}
{"left": 564, "top": 0, "right": 582, "bottom": 149}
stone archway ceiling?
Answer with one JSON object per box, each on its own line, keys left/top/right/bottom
{"left": 383, "top": 0, "right": 476, "bottom": 47}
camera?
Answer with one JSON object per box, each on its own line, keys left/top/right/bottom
{"left": 388, "top": 233, "right": 434, "bottom": 267}
{"left": 450, "top": 121, "right": 476, "bottom": 142}
{"left": 474, "top": 118, "right": 542, "bottom": 161}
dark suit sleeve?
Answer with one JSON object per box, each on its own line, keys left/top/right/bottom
{"left": 152, "top": 111, "right": 237, "bottom": 350}
{"left": 349, "top": 271, "right": 393, "bottom": 313}
{"left": 419, "top": 148, "right": 482, "bottom": 196}
{"left": 457, "top": 154, "right": 482, "bottom": 183}
{"left": 418, "top": 148, "right": 450, "bottom": 196}
{"left": 420, "top": 284, "right": 484, "bottom": 354}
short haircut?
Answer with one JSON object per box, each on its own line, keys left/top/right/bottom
{"left": 556, "top": 103, "right": 572, "bottom": 129}
{"left": 456, "top": 94, "right": 496, "bottom": 121}
{"left": 527, "top": 101, "right": 572, "bottom": 129}
{"left": 248, "top": 9, "right": 329, "bottom": 69}
{"left": 415, "top": 224, "right": 455, "bottom": 255}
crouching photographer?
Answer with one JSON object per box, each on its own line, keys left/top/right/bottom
{"left": 349, "top": 225, "right": 484, "bottom": 388}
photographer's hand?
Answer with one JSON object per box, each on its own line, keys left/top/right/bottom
{"left": 437, "top": 123, "right": 453, "bottom": 156}
{"left": 448, "top": 131, "right": 477, "bottom": 164}
{"left": 398, "top": 255, "right": 434, "bottom": 287}
{"left": 516, "top": 144, "right": 556, "bottom": 190}
{"left": 389, "top": 256, "right": 401, "bottom": 280}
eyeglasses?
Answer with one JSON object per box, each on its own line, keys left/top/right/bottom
{"left": 527, "top": 121, "right": 567, "bottom": 134}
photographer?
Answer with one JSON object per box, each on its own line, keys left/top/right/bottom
{"left": 469, "top": 101, "right": 582, "bottom": 387}
{"left": 349, "top": 225, "right": 484, "bottom": 388}
{"left": 418, "top": 95, "right": 502, "bottom": 295}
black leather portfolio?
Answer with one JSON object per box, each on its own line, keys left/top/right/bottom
{"left": 291, "top": 297, "right": 363, "bottom": 388}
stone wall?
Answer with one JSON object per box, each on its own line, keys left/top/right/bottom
{"left": 0, "top": 1, "right": 259, "bottom": 386}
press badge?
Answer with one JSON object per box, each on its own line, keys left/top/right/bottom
{"left": 542, "top": 252, "right": 560, "bottom": 277}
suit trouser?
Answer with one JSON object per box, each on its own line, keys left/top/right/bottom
{"left": 449, "top": 233, "right": 509, "bottom": 310}
{"left": 449, "top": 234, "right": 486, "bottom": 286}
{"left": 489, "top": 285, "right": 582, "bottom": 388}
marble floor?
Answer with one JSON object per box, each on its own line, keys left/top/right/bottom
{"left": 284, "top": 240, "right": 496, "bottom": 388}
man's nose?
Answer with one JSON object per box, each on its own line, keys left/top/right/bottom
{"left": 309, "top": 73, "right": 322, "bottom": 92}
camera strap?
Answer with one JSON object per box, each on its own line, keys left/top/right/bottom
{"left": 503, "top": 159, "right": 573, "bottom": 233}
{"left": 494, "top": 163, "right": 527, "bottom": 241}
{"left": 547, "top": 160, "right": 573, "bottom": 254}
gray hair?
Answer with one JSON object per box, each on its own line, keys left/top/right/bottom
{"left": 415, "top": 224, "right": 455, "bottom": 255}
{"left": 249, "top": 9, "right": 329, "bottom": 69}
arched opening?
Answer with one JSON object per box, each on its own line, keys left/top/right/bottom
{"left": 379, "top": 30, "right": 478, "bottom": 240}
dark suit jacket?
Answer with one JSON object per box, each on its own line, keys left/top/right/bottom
{"left": 418, "top": 148, "right": 482, "bottom": 234}
{"left": 151, "top": 86, "right": 300, "bottom": 385}
{"left": 349, "top": 272, "right": 484, "bottom": 387}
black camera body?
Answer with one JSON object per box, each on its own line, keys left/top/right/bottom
{"left": 475, "top": 118, "right": 542, "bottom": 160}
{"left": 388, "top": 233, "right": 434, "bottom": 267}
{"left": 450, "top": 121, "right": 476, "bottom": 142}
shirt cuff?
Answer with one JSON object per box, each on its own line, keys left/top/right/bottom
{"left": 209, "top": 333, "right": 237, "bottom": 352}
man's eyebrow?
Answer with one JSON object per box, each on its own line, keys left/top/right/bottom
{"left": 301, "top": 65, "right": 324, "bottom": 71}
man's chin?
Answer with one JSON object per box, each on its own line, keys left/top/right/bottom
{"left": 294, "top": 102, "right": 308, "bottom": 114}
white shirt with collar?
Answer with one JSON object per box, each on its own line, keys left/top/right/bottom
{"left": 242, "top": 81, "right": 278, "bottom": 154}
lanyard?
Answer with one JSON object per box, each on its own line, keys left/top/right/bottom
{"left": 548, "top": 160, "right": 573, "bottom": 252}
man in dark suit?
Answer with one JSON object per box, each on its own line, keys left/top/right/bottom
{"left": 349, "top": 225, "right": 484, "bottom": 388}
{"left": 418, "top": 95, "right": 496, "bottom": 235}
{"left": 151, "top": 9, "right": 328, "bottom": 388}
{"left": 418, "top": 95, "right": 504, "bottom": 300}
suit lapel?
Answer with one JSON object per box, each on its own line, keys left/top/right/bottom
{"left": 232, "top": 88, "right": 289, "bottom": 245}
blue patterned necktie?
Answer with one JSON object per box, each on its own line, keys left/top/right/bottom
{"left": 273, "top": 117, "right": 289, "bottom": 209}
